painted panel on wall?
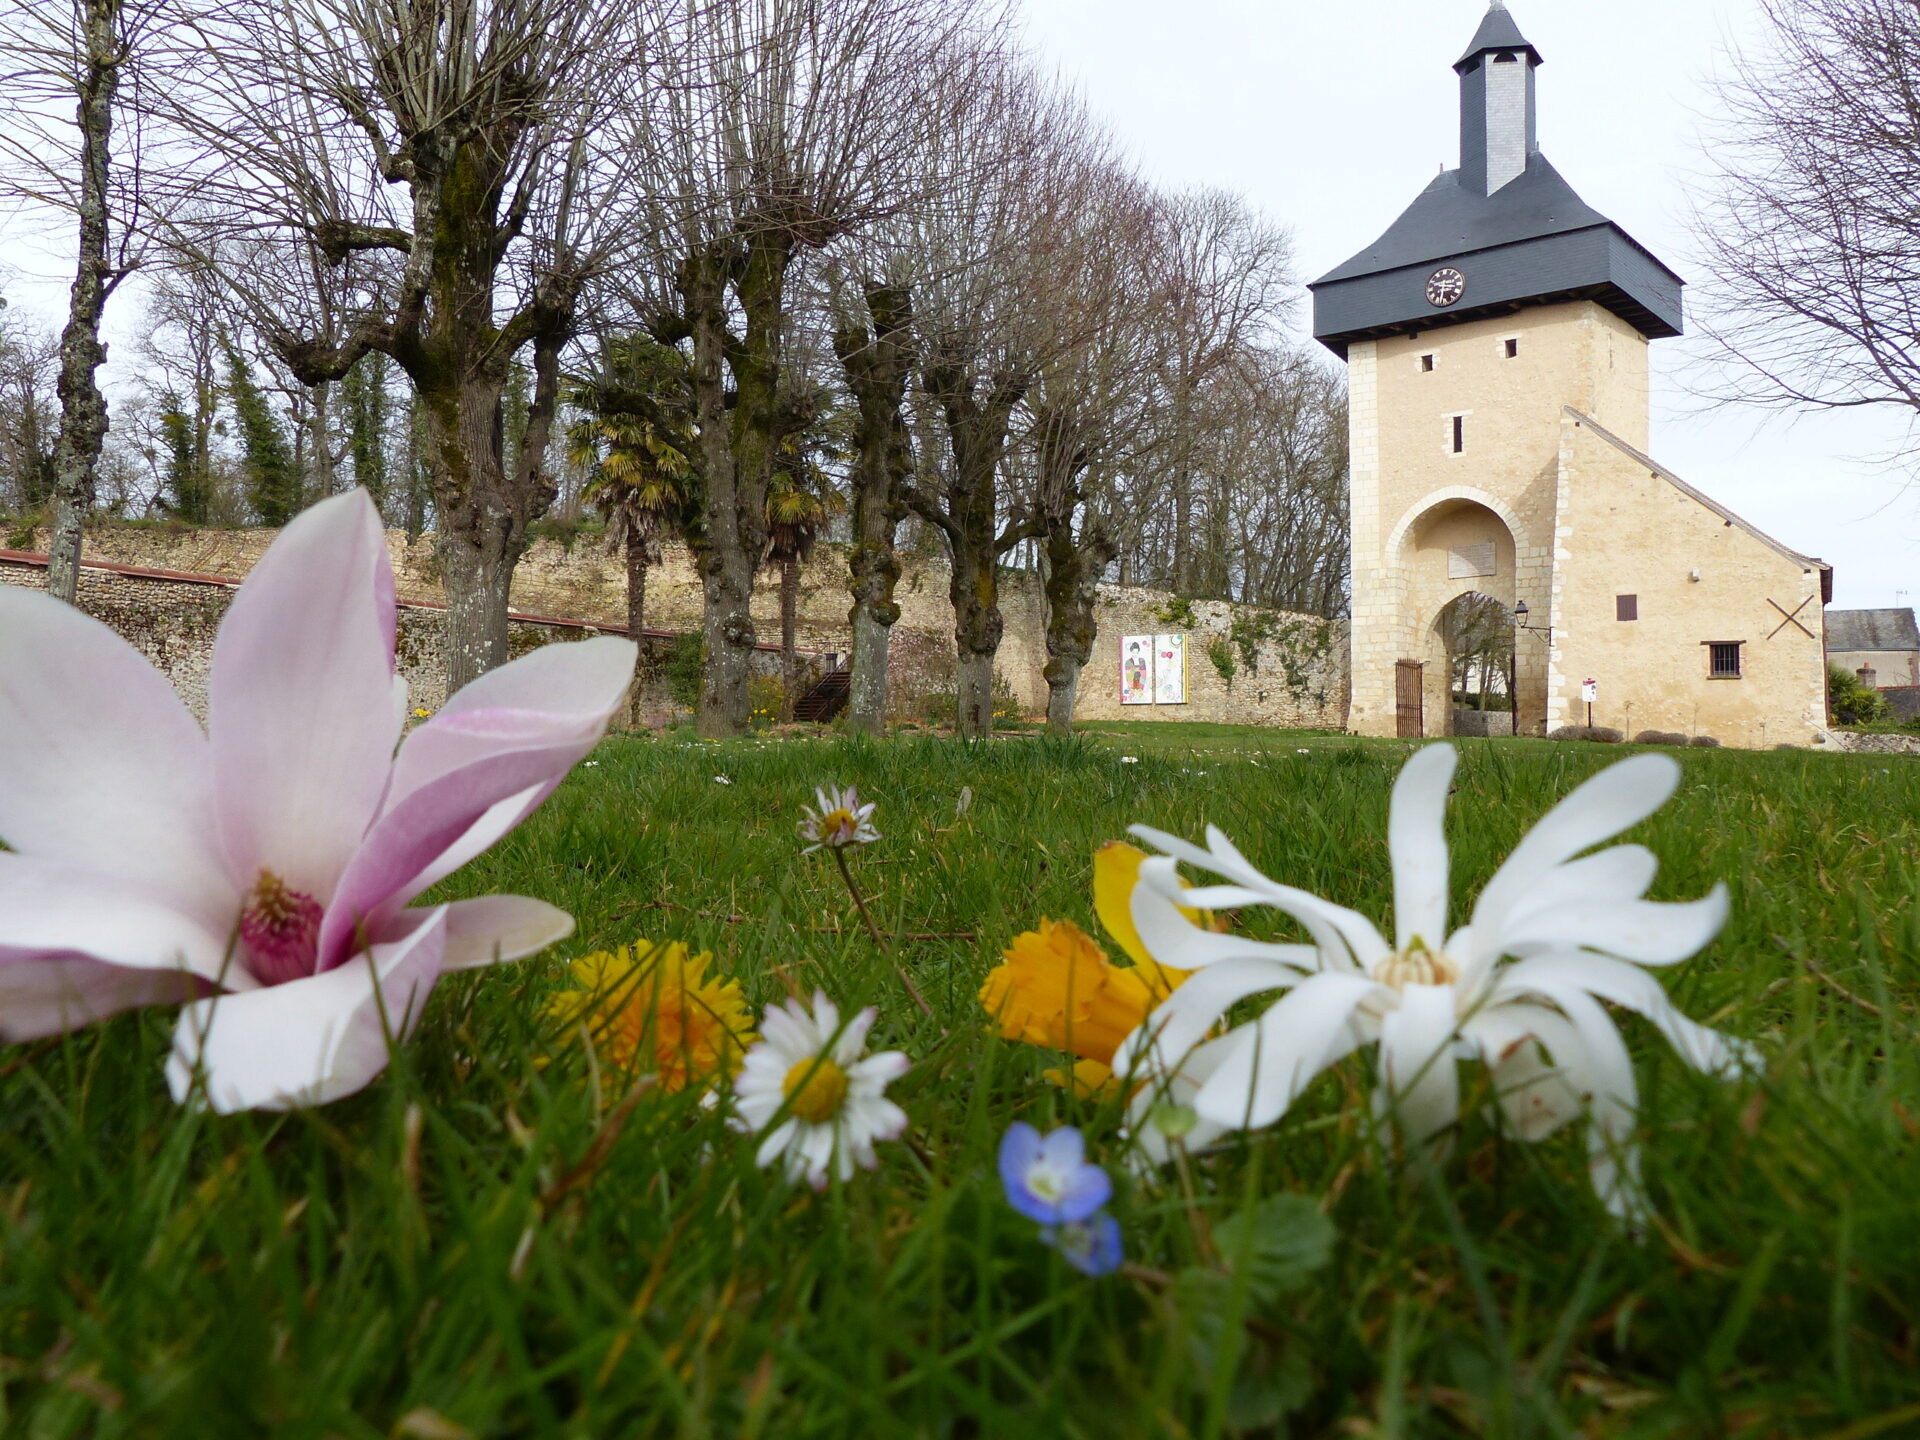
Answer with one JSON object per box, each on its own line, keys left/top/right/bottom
{"left": 1154, "top": 634, "right": 1188, "bottom": 705}
{"left": 1120, "top": 635, "right": 1153, "bottom": 704}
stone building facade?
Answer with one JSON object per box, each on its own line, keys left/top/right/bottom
{"left": 1313, "top": 2, "right": 1831, "bottom": 749}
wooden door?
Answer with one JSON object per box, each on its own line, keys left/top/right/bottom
{"left": 1395, "top": 660, "right": 1424, "bottom": 738}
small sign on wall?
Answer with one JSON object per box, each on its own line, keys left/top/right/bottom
{"left": 1119, "top": 634, "right": 1188, "bottom": 705}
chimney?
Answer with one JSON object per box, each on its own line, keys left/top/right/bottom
{"left": 1456, "top": 2, "right": 1543, "bottom": 196}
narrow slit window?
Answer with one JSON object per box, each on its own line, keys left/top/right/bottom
{"left": 1421, "top": 354, "right": 1435, "bottom": 372}
{"left": 1451, "top": 415, "right": 1465, "bottom": 454}
{"left": 1504, "top": 338, "right": 1520, "bottom": 358}
{"left": 1707, "top": 642, "right": 1743, "bottom": 679}
{"left": 1616, "top": 594, "right": 1638, "bottom": 621}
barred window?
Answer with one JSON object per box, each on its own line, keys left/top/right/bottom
{"left": 1707, "top": 642, "right": 1743, "bottom": 679}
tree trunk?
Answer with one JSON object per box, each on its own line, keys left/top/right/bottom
{"left": 950, "top": 545, "right": 1003, "bottom": 739}
{"left": 780, "top": 553, "right": 800, "bottom": 723}
{"left": 625, "top": 530, "right": 648, "bottom": 726}
{"left": 1045, "top": 666, "right": 1079, "bottom": 734}
{"left": 834, "top": 282, "right": 914, "bottom": 736}
{"left": 45, "top": 0, "right": 122, "bottom": 607}
{"left": 307, "top": 378, "right": 335, "bottom": 502}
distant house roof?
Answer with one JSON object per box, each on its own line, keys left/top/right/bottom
{"left": 1827, "top": 608, "right": 1920, "bottom": 653}
{"left": 1564, "top": 409, "right": 1834, "bottom": 601}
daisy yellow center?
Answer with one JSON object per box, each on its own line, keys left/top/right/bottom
{"left": 821, "top": 807, "right": 857, "bottom": 838}
{"left": 783, "top": 1058, "right": 850, "bottom": 1123}
{"left": 1373, "top": 937, "right": 1460, "bottom": 991}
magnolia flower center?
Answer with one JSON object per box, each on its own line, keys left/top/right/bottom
{"left": 783, "top": 1057, "right": 850, "bottom": 1123}
{"left": 1373, "top": 937, "right": 1460, "bottom": 992}
{"left": 240, "top": 869, "right": 323, "bottom": 986}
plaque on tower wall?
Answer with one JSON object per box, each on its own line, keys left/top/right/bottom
{"left": 1120, "top": 635, "right": 1153, "bottom": 705}
{"left": 1154, "top": 634, "right": 1188, "bottom": 705}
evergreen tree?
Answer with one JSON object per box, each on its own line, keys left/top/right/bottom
{"left": 343, "top": 351, "right": 390, "bottom": 509}
{"left": 225, "top": 347, "right": 298, "bottom": 526}
{"left": 157, "top": 392, "right": 211, "bottom": 523}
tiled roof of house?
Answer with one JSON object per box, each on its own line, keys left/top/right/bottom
{"left": 1827, "top": 608, "right": 1920, "bottom": 654}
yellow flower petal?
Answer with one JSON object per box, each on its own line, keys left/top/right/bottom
{"left": 543, "top": 938, "right": 758, "bottom": 1093}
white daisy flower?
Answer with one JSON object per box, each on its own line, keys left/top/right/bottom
{"left": 1113, "top": 744, "right": 1755, "bottom": 1219}
{"left": 733, "top": 991, "right": 910, "bottom": 1189}
{"left": 798, "top": 784, "right": 880, "bottom": 853}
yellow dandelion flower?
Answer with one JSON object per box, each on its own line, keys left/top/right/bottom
{"left": 544, "top": 939, "right": 757, "bottom": 1093}
{"left": 980, "top": 842, "right": 1219, "bottom": 1093}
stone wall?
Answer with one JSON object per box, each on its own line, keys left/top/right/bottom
{"left": 2, "top": 523, "right": 1351, "bottom": 730}
{"left": 1812, "top": 729, "right": 1920, "bottom": 758}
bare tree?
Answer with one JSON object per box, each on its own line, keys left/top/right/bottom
{"left": 1691, "top": 0, "right": 1920, "bottom": 452}
{"left": 618, "top": 0, "right": 1003, "bottom": 736}
{"left": 0, "top": 307, "right": 61, "bottom": 512}
{"left": 138, "top": 0, "right": 647, "bottom": 689}
{"left": 0, "top": 0, "right": 156, "bottom": 601}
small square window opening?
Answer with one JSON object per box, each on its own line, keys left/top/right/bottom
{"left": 1708, "top": 642, "right": 1742, "bottom": 679}
{"left": 1420, "top": 354, "right": 1435, "bottom": 372}
{"left": 1504, "top": 338, "right": 1520, "bottom": 358}
{"left": 1451, "top": 415, "right": 1465, "bottom": 454}
{"left": 1616, "top": 594, "right": 1638, "bottom": 621}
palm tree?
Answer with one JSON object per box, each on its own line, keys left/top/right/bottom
{"left": 566, "top": 338, "right": 698, "bottom": 644}
{"left": 764, "top": 393, "right": 847, "bottom": 720}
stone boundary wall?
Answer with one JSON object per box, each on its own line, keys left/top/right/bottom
{"left": 0, "top": 550, "right": 797, "bottom": 724}
{"left": 1812, "top": 729, "right": 1920, "bottom": 758}
{"left": 4, "top": 524, "right": 1351, "bottom": 730}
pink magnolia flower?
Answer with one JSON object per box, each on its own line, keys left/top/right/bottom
{"left": 0, "top": 490, "right": 636, "bottom": 1111}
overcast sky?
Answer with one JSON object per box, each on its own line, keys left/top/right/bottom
{"left": 0, "top": 0, "right": 1913, "bottom": 610}
{"left": 1021, "top": 0, "right": 1919, "bottom": 613}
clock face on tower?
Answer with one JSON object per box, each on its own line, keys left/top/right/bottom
{"left": 1425, "top": 267, "right": 1466, "bottom": 308}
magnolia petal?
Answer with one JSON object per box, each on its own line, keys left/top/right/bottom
{"left": 1503, "top": 846, "right": 1660, "bottom": 932}
{"left": 1464, "top": 1004, "right": 1590, "bottom": 1142}
{"left": 382, "top": 636, "right": 637, "bottom": 815}
{"left": 1470, "top": 754, "right": 1680, "bottom": 953}
{"left": 1374, "top": 981, "right": 1461, "bottom": 1155}
{"left": 1494, "top": 952, "right": 1755, "bottom": 1075}
{"left": 316, "top": 748, "right": 584, "bottom": 971}
{"left": 1548, "top": 987, "right": 1646, "bottom": 1222}
{"left": 210, "top": 490, "right": 401, "bottom": 902}
{"left": 440, "top": 895, "right": 575, "bottom": 970}
{"left": 0, "top": 855, "right": 238, "bottom": 985}
{"left": 1113, "top": 957, "right": 1309, "bottom": 1077}
{"left": 1129, "top": 877, "right": 1323, "bottom": 975}
{"left": 1138, "top": 850, "right": 1385, "bottom": 969}
{"left": 1193, "top": 972, "right": 1379, "bottom": 1131}
{"left": 167, "top": 906, "right": 448, "bottom": 1113}
{"left": 0, "top": 588, "right": 229, "bottom": 917}
{"left": 0, "top": 955, "right": 206, "bottom": 1041}
{"left": 1389, "top": 745, "right": 1457, "bottom": 952}
{"left": 1502, "top": 885, "right": 1730, "bottom": 966}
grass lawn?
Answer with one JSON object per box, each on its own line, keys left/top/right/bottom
{"left": 4, "top": 729, "right": 1918, "bottom": 1437}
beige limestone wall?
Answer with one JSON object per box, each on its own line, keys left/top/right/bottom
{"left": 1549, "top": 416, "right": 1830, "bottom": 748}
{"left": 1351, "top": 302, "right": 1636, "bottom": 737}
{"left": 6, "top": 524, "right": 1349, "bottom": 730}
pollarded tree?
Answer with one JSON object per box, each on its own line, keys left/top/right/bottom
{"left": 140, "top": 0, "right": 651, "bottom": 690}
{"left": 619, "top": 0, "right": 1006, "bottom": 736}
{"left": 0, "top": 0, "right": 157, "bottom": 601}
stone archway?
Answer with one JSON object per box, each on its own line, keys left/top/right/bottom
{"left": 1427, "top": 591, "right": 1515, "bottom": 736}
{"left": 1389, "top": 497, "right": 1540, "bottom": 737}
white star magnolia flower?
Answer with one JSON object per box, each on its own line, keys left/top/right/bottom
{"left": 734, "top": 992, "right": 909, "bottom": 1189}
{"left": 1114, "top": 744, "right": 1756, "bottom": 1219}
{"left": 798, "top": 785, "right": 880, "bottom": 854}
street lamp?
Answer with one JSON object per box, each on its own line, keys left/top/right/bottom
{"left": 1513, "top": 600, "right": 1552, "bottom": 644}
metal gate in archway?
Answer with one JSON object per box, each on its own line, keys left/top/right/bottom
{"left": 1395, "top": 659, "right": 1424, "bottom": 738}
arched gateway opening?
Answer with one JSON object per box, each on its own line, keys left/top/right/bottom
{"left": 1432, "top": 592, "right": 1515, "bottom": 736}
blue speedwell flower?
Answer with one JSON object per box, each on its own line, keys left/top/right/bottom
{"left": 1041, "top": 1212, "right": 1124, "bottom": 1277}
{"left": 999, "top": 1122, "right": 1112, "bottom": 1225}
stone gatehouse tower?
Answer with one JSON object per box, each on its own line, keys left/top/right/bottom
{"left": 1311, "top": 2, "right": 1832, "bottom": 749}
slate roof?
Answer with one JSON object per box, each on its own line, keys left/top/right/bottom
{"left": 1827, "top": 608, "right": 1920, "bottom": 653}
{"left": 1314, "top": 153, "right": 1612, "bottom": 286}
{"left": 1455, "top": 2, "right": 1541, "bottom": 70}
